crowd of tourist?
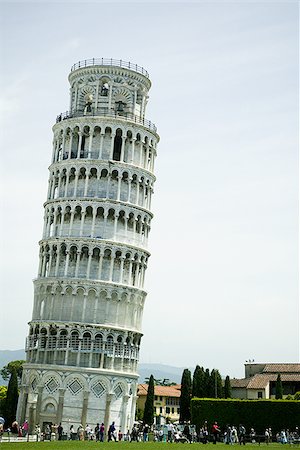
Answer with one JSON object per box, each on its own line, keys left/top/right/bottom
{"left": 1, "top": 419, "right": 299, "bottom": 444}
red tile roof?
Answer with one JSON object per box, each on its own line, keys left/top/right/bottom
{"left": 138, "top": 384, "right": 181, "bottom": 397}
{"left": 230, "top": 378, "right": 251, "bottom": 388}
{"left": 232, "top": 373, "right": 300, "bottom": 390}
{"left": 262, "top": 364, "right": 300, "bottom": 374}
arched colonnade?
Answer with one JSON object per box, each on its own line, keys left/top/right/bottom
{"left": 47, "top": 165, "right": 154, "bottom": 211}
{"left": 52, "top": 125, "right": 157, "bottom": 173}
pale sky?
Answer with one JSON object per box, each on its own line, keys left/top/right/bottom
{"left": 0, "top": 1, "right": 298, "bottom": 378}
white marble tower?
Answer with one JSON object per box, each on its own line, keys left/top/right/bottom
{"left": 17, "top": 58, "right": 159, "bottom": 435}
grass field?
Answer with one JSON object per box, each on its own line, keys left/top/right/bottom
{"left": 0, "top": 442, "right": 287, "bottom": 449}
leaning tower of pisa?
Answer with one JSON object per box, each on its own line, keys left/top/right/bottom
{"left": 17, "top": 59, "right": 159, "bottom": 434}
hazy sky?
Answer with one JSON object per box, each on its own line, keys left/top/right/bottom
{"left": 0, "top": 1, "right": 298, "bottom": 378}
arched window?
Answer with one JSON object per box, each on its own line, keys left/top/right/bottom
{"left": 70, "top": 331, "right": 79, "bottom": 350}
{"left": 82, "top": 332, "right": 91, "bottom": 351}
{"left": 113, "top": 129, "right": 122, "bottom": 161}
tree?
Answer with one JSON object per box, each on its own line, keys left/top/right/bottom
{"left": 1, "top": 360, "right": 24, "bottom": 384}
{"left": 179, "top": 369, "right": 192, "bottom": 422}
{"left": 192, "top": 365, "right": 205, "bottom": 398}
{"left": 224, "top": 375, "right": 232, "bottom": 399}
{"left": 143, "top": 374, "right": 154, "bottom": 425}
{"left": 209, "top": 369, "right": 223, "bottom": 398}
{"left": 144, "top": 377, "right": 176, "bottom": 386}
{"left": 0, "top": 386, "right": 8, "bottom": 415}
{"left": 4, "top": 368, "right": 19, "bottom": 427}
{"left": 204, "top": 368, "right": 210, "bottom": 397}
{"left": 275, "top": 373, "right": 283, "bottom": 399}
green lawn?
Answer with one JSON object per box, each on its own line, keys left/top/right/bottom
{"left": 0, "top": 442, "right": 287, "bottom": 449}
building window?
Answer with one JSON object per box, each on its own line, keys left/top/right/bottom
{"left": 155, "top": 396, "right": 158, "bottom": 401}
{"left": 177, "top": 408, "right": 180, "bottom": 414}
{"left": 160, "top": 407, "right": 162, "bottom": 413}
{"left": 258, "top": 392, "right": 263, "bottom": 399}
{"left": 160, "top": 396, "right": 163, "bottom": 401}
{"left": 166, "top": 407, "right": 170, "bottom": 414}
{"left": 171, "top": 407, "right": 174, "bottom": 414}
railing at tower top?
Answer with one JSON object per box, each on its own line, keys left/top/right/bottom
{"left": 70, "top": 58, "right": 149, "bottom": 78}
{"left": 56, "top": 108, "right": 157, "bottom": 133}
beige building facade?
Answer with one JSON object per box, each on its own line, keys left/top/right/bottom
{"left": 231, "top": 363, "right": 300, "bottom": 399}
{"left": 137, "top": 384, "right": 181, "bottom": 423}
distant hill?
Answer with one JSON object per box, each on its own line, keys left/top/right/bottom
{"left": 138, "top": 363, "right": 189, "bottom": 384}
{"left": 0, "top": 350, "right": 186, "bottom": 385}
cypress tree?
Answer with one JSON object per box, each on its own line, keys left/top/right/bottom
{"left": 192, "top": 365, "right": 200, "bottom": 397}
{"left": 209, "top": 369, "right": 223, "bottom": 398}
{"left": 275, "top": 373, "right": 283, "bottom": 399}
{"left": 5, "top": 368, "right": 19, "bottom": 427}
{"left": 192, "top": 366, "right": 205, "bottom": 398}
{"left": 224, "top": 375, "right": 231, "bottom": 399}
{"left": 204, "top": 368, "right": 210, "bottom": 397}
{"left": 143, "top": 374, "right": 154, "bottom": 425}
{"left": 179, "top": 369, "right": 192, "bottom": 422}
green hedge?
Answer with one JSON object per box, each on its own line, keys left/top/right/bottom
{"left": 191, "top": 398, "right": 300, "bottom": 434}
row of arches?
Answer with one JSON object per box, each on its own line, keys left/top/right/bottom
{"left": 32, "top": 282, "right": 145, "bottom": 330}
{"left": 43, "top": 204, "right": 151, "bottom": 248}
{"left": 24, "top": 366, "right": 136, "bottom": 400}
{"left": 48, "top": 166, "right": 154, "bottom": 210}
{"left": 52, "top": 126, "right": 157, "bottom": 173}
{"left": 38, "top": 242, "right": 148, "bottom": 289}
{"left": 26, "top": 326, "right": 140, "bottom": 370}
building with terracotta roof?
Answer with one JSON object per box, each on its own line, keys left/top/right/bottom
{"left": 137, "top": 384, "right": 181, "bottom": 423}
{"left": 231, "top": 363, "right": 300, "bottom": 399}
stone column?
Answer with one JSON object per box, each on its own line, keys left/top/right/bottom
{"left": 130, "top": 395, "right": 138, "bottom": 431}
{"left": 77, "top": 132, "right": 82, "bottom": 158}
{"left": 127, "top": 177, "right": 132, "bottom": 203}
{"left": 91, "top": 208, "right": 97, "bottom": 238}
{"left": 87, "top": 250, "right": 93, "bottom": 279}
{"left": 88, "top": 130, "right": 93, "bottom": 158}
{"left": 84, "top": 172, "right": 89, "bottom": 196}
{"left": 139, "top": 143, "right": 143, "bottom": 167}
{"left": 68, "top": 132, "right": 73, "bottom": 159}
{"left": 104, "top": 393, "right": 114, "bottom": 437}
{"left": 64, "top": 250, "right": 70, "bottom": 277}
{"left": 35, "top": 385, "right": 44, "bottom": 426}
{"left": 73, "top": 171, "right": 79, "bottom": 196}
{"left": 117, "top": 176, "right": 122, "bottom": 201}
{"left": 75, "top": 251, "right": 81, "bottom": 277}
{"left": 98, "top": 132, "right": 105, "bottom": 159}
{"left": 28, "top": 403, "right": 36, "bottom": 434}
{"left": 81, "top": 391, "right": 90, "bottom": 428}
{"left": 59, "top": 210, "right": 65, "bottom": 237}
{"left": 120, "top": 395, "right": 130, "bottom": 433}
{"left": 109, "top": 253, "right": 114, "bottom": 282}
{"left": 97, "top": 250, "right": 104, "bottom": 280}
{"left": 119, "top": 257, "right": 125, "bottom": 284}
{"left": 18, "top": 384, "right": 29, "bottom": 424}
{"left": 130, "top": 138, "right": 136, "bottom": 164}
{"left": 108, "top": 83, "right": 113, "bottom": 109}
{"left": 68, "top": 210, "right": 75, "bottom": 236}
{"left": 57, "top": 388, "right": 66, "bottom": 425}
{"left": 120, "top": 136, "right": 126, "bottom": 162}
{"left": 64, "top": 171, "right": 69, "bottom": 196}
